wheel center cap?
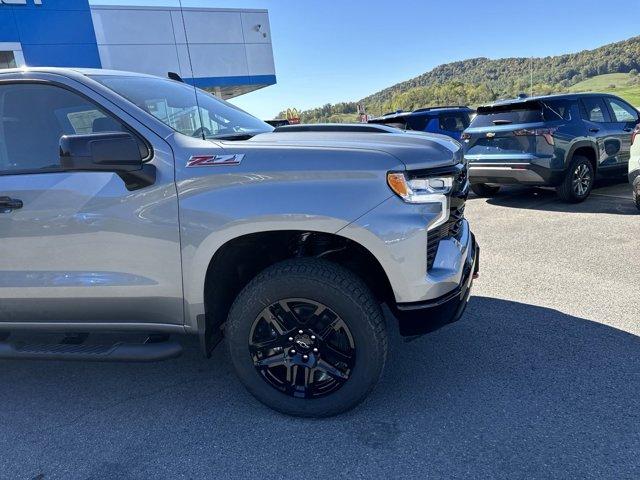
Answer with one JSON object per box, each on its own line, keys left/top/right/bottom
{"left": 294, "top": 334, "right": 313, "bottom": 350}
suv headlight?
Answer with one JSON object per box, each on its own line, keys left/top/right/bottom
{"left": 387, "top": 172, "right": 453, "bottom": 203}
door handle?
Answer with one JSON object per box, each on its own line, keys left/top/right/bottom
{"left": 0, "top": 196, "right": 23, "bottom": 212}
{"left": 589, "top": 128, "right": 600, "bottom": 133}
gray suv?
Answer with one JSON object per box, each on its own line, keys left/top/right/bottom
{"left": 463, "top": 93, "right": 639, "bottom": 202}
{"left": 0, "top": 68, "right": 478, "bottom": 417}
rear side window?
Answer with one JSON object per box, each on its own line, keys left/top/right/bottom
{"left": 580, "top": 97, "right": 610, "bottom": 123}
{"left": 439, "top": 113, "right": 470, "bottom": 132}
{"left": 470, "top": 105, "right": 543, "bottom": 127}
{"left": 541, "top": 100, "right": 572, "bottom": 121}
{"left": 606, "top": 98, "right": 639, "bottom": 123}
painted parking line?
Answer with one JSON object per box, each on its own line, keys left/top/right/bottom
{"left": 590, "top": 193, "right": 632, "bottom": 200}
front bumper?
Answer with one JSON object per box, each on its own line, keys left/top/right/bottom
{"left": 391, "top": 234, "right": 479, "bottom": 336}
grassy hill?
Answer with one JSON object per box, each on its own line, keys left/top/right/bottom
{"left": 283, "top": 36, "right": 640, "bottom": 122}
{"left": 568, "top": 73, "right": 640, "bottom": 105}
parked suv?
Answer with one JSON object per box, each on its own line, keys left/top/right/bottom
{"left": 368, "top": 106, "right": 474, "bottom": 141}
{"left": 462, "top": 93, "right": 640, "bottom": 202}
{"left": 0, "top": 68, "right": 478, "bottom": 417}
{"left": 630, "top": 124, "right": 640, "bottom": 210}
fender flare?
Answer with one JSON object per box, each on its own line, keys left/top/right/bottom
{"left": 566, "top": 140, "right": 599, "bottom": 171}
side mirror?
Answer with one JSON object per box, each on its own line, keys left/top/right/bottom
{"left": 59, "top": 133, "right": 155, "bottom": 190}
{"left": 60, "top": 132, "right": 143, "bottom": 172}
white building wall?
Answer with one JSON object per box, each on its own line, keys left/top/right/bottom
{"left": 90, "top": 6, "right": 275, "bottom": 96}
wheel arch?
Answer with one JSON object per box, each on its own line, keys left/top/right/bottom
{"left": 187, "top": 227, "right": 395, "bottom": 345}
{"left": 567, "top": 141, "right": 598, "bottom": 173}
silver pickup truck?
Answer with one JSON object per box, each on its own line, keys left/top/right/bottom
{"left": 0, "top": 68, "right": 478, "bottom": 417}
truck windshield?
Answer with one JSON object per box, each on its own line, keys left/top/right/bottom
{"left": 91, "top": 75, "right": 273, "bottom": 140}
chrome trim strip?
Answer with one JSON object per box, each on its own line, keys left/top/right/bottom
{"left": 426, "top": 194, "right": 450, "bottom": 231}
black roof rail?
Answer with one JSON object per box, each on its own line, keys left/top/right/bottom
{"left": 381, "top": 110, "right": 404, "bottom": 116}
{"left": 413, "top": 105, "right": 469, "bottom": 113}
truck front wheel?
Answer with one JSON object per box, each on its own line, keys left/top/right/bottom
{"left": 225, "top": 258, "right": 387, "bottom": 417}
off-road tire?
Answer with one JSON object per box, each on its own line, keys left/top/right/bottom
{"left": 225, "top": 258, "right": 387, "bottom": 417}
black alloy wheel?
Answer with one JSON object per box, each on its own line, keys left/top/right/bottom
{"left": 249, "top": 298, "right": 355, "bottom": 399}
{"left": 225, "top": 258, "right": 387, "bottom": 417}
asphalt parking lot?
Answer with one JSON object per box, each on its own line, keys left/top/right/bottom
{"left": 1, "top": 180, "right": 638, "bottom": 480}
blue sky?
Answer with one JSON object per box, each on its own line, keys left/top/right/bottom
{"left": 92, "top": 0, "right": 640, "bottom": 118}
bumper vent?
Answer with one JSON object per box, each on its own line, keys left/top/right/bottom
{"left": 426, "top": 163, "right": 468, "bottom": 271}
{"left": 427, "top": 205, "right": 465, "bottom": 270}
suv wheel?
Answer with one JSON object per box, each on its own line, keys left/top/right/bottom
{"left": 225, "top": 258, "right": 387, "bottom": 417}
{"left": 557, "top": 155, "right": 594, "bottom": 203}
{"left": 471, "top": 183, "right": 501, "bottom": 197}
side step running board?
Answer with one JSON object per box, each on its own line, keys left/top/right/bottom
{"left": 0, "top": 339, "right": 183, "bottom": 362}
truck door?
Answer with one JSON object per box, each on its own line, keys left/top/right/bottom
{"left": 0, "top": 80, "right": 183, "bottom": 327}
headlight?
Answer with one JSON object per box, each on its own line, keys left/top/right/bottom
{"left": 387, "top": 172, "right": 453, "bottom": 203}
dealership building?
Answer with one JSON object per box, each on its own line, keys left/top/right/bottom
{"left": 0, "top": 0, "right": 276, "bottom": 99}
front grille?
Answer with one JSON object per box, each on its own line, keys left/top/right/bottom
{"left": 425, "top": 163, "right": 468, "bottom": 271}
{"left": 427, "top": 205, "right": 465, "bottom": 270}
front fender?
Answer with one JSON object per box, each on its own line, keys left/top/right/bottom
{"left": 174, "top": 144, "right": 404, "bottom": 330}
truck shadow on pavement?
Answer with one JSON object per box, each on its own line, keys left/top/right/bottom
{"left": 0, "top": 296, "right": 638, "bottom": 479}
{"left": 474, "top": 180, "right": 637, "bottom": 215}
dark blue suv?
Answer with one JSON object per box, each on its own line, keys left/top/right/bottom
{"left": 368, "top": 106, "right": 474, "bottom": 141}
{"left": 462, "top": 93, "right": 640, "bottom": 202}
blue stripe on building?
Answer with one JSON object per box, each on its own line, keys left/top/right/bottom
{"left": 187, "top": 75, "right": 278, "bottom": 89}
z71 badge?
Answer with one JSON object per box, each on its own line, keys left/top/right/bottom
{"left": 186, "top": 154, "right": 244, "bottom": 167}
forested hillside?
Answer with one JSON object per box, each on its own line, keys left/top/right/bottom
{"left": 281, "top": 36, "right": 640, "bottom": 123}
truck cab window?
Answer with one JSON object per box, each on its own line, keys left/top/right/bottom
{"left": 0, "top": 83, "right": 133, "bottom": 173}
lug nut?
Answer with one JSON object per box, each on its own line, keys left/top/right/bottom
{"left": 288, "top": 337, "right": 293, "bottom": 342}
{"left": 290, "top": 349, "right": 296, "bottom": 355}
{"left": 302, "top": 354, "right": 309, "bottom": 361}
{"left": 310, "top": 335, "right": 316, "bottom": 340}
{"left": 298, "top": 329, "right": 304, "bottom": 334}
{"left": 313, "top": 348, "right": 318, "bottom": 353}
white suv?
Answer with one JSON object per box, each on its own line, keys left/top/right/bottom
{"left": 630, "top": 124, "right": 640, "bottom": 210}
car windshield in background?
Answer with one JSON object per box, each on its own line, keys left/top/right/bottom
{"left": 439, "top": 113, "right": 470, "bottom": 132}
{"left": 91, "top": 75, "right": 273, "bottom": 139}
{"left": 471, "top": 100, "right": 570, "bottom": 127}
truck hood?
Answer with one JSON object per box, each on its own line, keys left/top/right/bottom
{"left": 240, "top": 130, "right": 464, "bottom": 170}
